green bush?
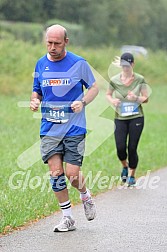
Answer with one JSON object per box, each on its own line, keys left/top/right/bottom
{"left": 0, "top": 19, "right": 86, "bottom": 46}
{"left": 1, "top": 37, "right": 167, "bottom": 96}
{"left": 0, "top": 20, "right": 43, "bottom": 43}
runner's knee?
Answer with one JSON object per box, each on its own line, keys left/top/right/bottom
{"left": 50, "top": 173, "right": 67, "bottom": 192}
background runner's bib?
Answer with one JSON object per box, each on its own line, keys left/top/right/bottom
{"left": 45, "top": 104, "right": 69, "bottom": 123}
{"left": 120, "top": 102, "right": 139, "bottom": 117}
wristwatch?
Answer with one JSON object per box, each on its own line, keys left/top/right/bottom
{"left": 81, "top": 99, "right": 87, "bottom": 106}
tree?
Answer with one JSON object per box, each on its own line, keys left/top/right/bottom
{"left": 1, "top": 0, "right": 167, "bottom": 50}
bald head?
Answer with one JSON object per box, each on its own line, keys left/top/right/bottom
{"left": 46, "top": 24, "right": 68, "bottom": 41}
{"left": 45, "top": 24, "right": 69, "bottom": 61}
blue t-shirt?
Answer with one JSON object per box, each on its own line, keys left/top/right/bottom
{"left": 33, "top": 51, "right": 95, "bottom": 137}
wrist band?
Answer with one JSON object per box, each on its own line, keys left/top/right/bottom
{"left": 81, "top": 99, "right": 86, "bottom": 106}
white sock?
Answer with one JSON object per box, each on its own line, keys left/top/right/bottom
{"left": 59, "top": 200, "right": 72, "bottom": 217}
{"left": 80, "top": 189, "right": 91, "bottom": 201}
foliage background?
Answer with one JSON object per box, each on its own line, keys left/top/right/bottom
{"left": 1, "top": 0, "right": 167, "bottom": 49}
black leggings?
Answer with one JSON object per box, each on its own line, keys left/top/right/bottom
{"left": 114, "top": 117, "right": 144, "bottom": 169}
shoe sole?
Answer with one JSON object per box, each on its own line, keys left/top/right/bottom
{"left": 127, "top": 183, "right": 136, "bottom": 187}
{"left": 53, "top": 226, "right": 76, "bottom": 232}
{"left": 87, "top": 211, "right": 96, "bottom": 221}
{"left": 87, "top": 215, "right": 96, "bottom": 221}
{"left": 121, "top": 176, "right": 127, "bottom": 183}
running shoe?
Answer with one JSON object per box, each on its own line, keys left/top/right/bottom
{"left": 121, "top": 167, "right": 128, "bottom": 183}
{"left": 53, "top": 216, "right": 76, "bottom": 232}
{"left": 127, "top": 176, "right": 136, "bottom": 187}
{"left": 83, "top": 197, "right": 96, "bottom": 221}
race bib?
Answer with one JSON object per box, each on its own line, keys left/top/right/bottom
{"left": 120, "top": 102, "right": 139, "bottom": 117}
{"left": 45, "top": 104, "right": 69, "bottom": 123}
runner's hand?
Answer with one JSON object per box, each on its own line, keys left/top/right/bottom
{"left": 71, "top": 101, "right": 83, "bottom": 113}
{"left": 127, "top": 91, "right": 137, "bottom": 101}
{"left": 30, "top": 98, "right": 41, "bottom": 111}
{"left": 112, "top": 98, "right": 121, "bottom": 107}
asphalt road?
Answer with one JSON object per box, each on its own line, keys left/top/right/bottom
{"left": 1, "top": 168, "right": 167, "bottom": 252}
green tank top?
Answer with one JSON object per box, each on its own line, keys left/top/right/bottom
{"left": 110, "top": 73, "right": 147, "bottom": 120}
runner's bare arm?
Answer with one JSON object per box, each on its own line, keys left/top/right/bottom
{"left": 82, "top": 82, "right": 99, "bottom": 105}
{"left": 139, "top": 86, "right": 149, "bottom": 103}
{"left": 71, "top": 82, "right": 99, "bottom": 113}
{"left": 106, "top": 88, "right": 121, "bottom": 107}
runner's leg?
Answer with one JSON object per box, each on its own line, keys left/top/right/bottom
{"left": 128, "top": 117, "right": 144, "bottom": 177}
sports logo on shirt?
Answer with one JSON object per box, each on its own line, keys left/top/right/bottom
{"left": 42, "top": 78, "right": 71, "bottom": 87}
